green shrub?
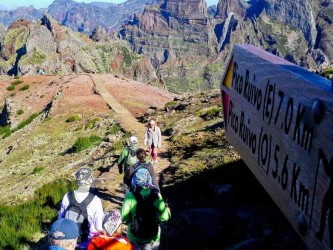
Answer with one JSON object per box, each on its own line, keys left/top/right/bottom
{"left": 6, "top": 85, "right": 15, "bottom": 91}
{"left": 16, "top": 113, "right": 39, "bottom": 130}
{"left": 11, "top": 80, "right": 23, "bottom": 86}
{"left": 165, "top": 101, "right": 177, "bottom": 107}
{"left": 0, "top": 125, "right": 10, "bottom": 135}
{"left": 2, "top": 113, "right": 39, "bottom": 138}
{"left": 0, "top": 180, "right": 76, "bottom": 249}
{"left": 17, "top": 109, "right": 24, "bottom": 115}
{"left": 31, "top": 166, "right": 45, "bottom": 175}
{"left": 66, "top": 114, "right": 82, "bottom": 123}
{"left": 73, "top": 135, "right": 102, "bottom": 152}
{"left": 85, "top": 118, "right": 99, "bottom": 129}
{"left": 107, "top": 124, "right": 121, "bottom": 135}
{"left": 19, "top": 84, "right": 29, "bottom": 91}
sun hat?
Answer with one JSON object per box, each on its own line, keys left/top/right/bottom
{"left": 75, "top": 167, "right": 93, "bottom": 186}
{"left": 129, "top": 136, "right": 138, "bottom": 144}
{"left": 103, "top": 210, "right": 122, "bottom": 236}
{"left": 49, "top": 218, "right": 79, "bottom": 240}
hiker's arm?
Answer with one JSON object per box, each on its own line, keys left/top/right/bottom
{"left": 157, "top": 127, "right": 162, "bottom": 148}
{"left": 124, "top": 166, "right": 134, "bottom": 187}
{"left": 117, "top": 149, "right": 128, "bottom": 174}
{"left": 58, "top": 193, "right": 70, "bottom": 219}
{"left": 92, "top": 198, "right": 104, "bottom": 233}
{"left": 144, "top": 128, "right": 148, "bottom": 146}
{"left": 155, "top": 195, "right": 171, "bottom": 222}
{"left": 121, "top": 192, "right": 136, "bottom": 224}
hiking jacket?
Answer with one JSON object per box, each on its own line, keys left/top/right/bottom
{"left": 58, "top": 190, "right": 104, "bottom": 238}
{"left": 144, "top": 126, "right": 161, "bottom": 148}
{"left": 117, "top": 143, "right": 138, "bottom": 173}
{"left": 88, "top": 233, "right": 133, "bottom": 250}
{"left": 125, "top": 162, "right": 160, "bottom": 192}
{"left": 121, "top": 188, "right": 171, "bottom": 244}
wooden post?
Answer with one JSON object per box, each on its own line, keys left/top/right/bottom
{"left": 221, "top": 44, "right": 333, "bottom": 250}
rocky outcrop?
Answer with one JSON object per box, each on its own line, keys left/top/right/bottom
{"left": 119, "top": 0, "right": 218, "bottom": 93}
{"left": 0, "top": 98, "right": 20, "bottom": 128}
{"left": 0, "top": 14, "right": 157, "bottom": 83}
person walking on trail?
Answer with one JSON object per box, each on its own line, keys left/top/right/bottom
{"left": 48, "top": 218, "right": 79, "bottom": 250}
{"left": 121, "top": 170, "right": 171, "bottom": 250}
{"left": 144, "top": 120, "right": 162, "bottom": 164}
{"left": 58, "top": 168, "right": 104, "bottom": 248}
{"left": 118, "top": 136, "right": 139, "bottom": 191}
{"left": 88, "top": 210, "right": 133, "bottom": 250}
{"left": 125, "top": 148, "right": 160, "bottom": 192}
{"left": 118, "top": 136, "right": 139, "bottom": 175}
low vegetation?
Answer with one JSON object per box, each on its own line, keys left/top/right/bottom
{"left": 72, "top": 135, "right": 102, "bottom": 152}
{"left": 19, "top": 84, "right": 30, "bottom": 91}
{"left": 2, "top": 113, "right": 40, "bottom": 138}
{"left": 66, "top": 114, "right": 82, "bottom": 123}
{"left": 0, "top": 180, "right": 76, "bottom": 249}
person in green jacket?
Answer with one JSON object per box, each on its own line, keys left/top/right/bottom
{"left": 118, "top": 136, "right": 139, "bottom": 189}
{"left": 121, "top": 169, "right": 171, "bottom": 250}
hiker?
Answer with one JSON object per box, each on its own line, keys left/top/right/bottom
{"left": 121, "top": 168, "right": 171, "bottom": 249}
{"left": 58, "top": 167, "right": 104, "bottom": 247}
{"left": 144, "top": 120, "right": 162, "bottom": 164}
{"left": 88, "top": 210, "right": 133, "bottom": 250}
{"left": 118, "top": 136, "right": 139, "bottom": 175}
{"left": 125, "top": 148, "right": 160, "bottom": 192}
{"left": 48, "top": 218, "right": 79, "bottom": 250}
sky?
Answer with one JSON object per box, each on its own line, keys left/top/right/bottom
{"left": 0, "top": 0, "right": 219, "bottom": 10}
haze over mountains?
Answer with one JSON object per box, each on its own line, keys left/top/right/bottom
{"left": 0, "top": 0, "right": 332, "bottom": 93}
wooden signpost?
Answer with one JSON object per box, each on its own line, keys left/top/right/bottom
{"left": 221, "top": 44, "right": 333, "bottom": 250}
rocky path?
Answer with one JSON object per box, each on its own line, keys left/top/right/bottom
{"left": 90, "top": 74, "right": 171, "bottom": 210}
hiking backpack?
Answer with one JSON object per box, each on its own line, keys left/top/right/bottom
{"left": 64, "top": 191, "right": 95, "bottom": 241}
{"left": 125, "top": 146, "right": 138, "bottom": 167}
{"left": 131, "top": 187, "right": 160, "bottom": 238}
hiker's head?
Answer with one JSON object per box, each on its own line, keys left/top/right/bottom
{"left": 149, "top": 120, "right": 156, "bottom": 127}
{"left": 136, "top": 148, "right": 147, "bottom": 162}
{"left": 132, "top": 168, "right": 153, "bottom": 191}
{"left": 49, "top": 218, "right": 79, "bottom": 250}
{"left": 129, "top": 136, "right": 138, "bottom": 145}
{"left": 102, "top": 210, "right": 122, "bottom": 236}
{"left": 75, "top": 167, "right": 93, "bottom": 187}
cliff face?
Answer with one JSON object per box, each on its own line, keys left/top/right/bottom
{"left": 0, "top": 15, "right": 156, "bottom": 83}
{"left": 119, "top": 0, "right": 219, "bottom": 93}
{"left": 119, "top": 0, "right": 333, "bottom": 93}
{"left": 0, "top": 0, "right": 153, "bottom": 34}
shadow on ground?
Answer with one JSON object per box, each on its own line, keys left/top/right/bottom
{"left": 159, "top": 160, "right": 307, "bottom": 250}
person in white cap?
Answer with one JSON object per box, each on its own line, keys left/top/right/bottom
{"left": 144, "top": 120, "right": 162, "bottom": 164}
{"left": 118, "top": 135, "right": 139, "bottom": 191}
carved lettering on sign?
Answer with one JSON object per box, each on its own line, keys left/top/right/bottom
{"left": 221, "top": 44, "right": 333, "bottom": 250}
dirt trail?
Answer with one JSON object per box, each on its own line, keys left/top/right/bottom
{"left": 90, "top": 74, "right": 171, "bottom": 209}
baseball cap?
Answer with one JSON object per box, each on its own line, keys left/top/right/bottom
{"left": 75, "top": 167, "right": 93, "bottom": 186}
{"left": 103, "top": 210, "right": 122, "bottom": 236}
{"left": 49, "top": 218, "right": 79, "bottom": 240}
{"left": 129, "top": 136, "right": 138, "bottom": 144}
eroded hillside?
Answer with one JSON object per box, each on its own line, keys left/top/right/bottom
{"left": 0, "top": 74, "right": 174, "bottom": 205}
